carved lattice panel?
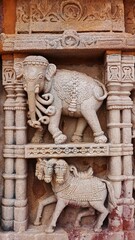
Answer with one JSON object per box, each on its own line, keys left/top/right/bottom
{"left": 16, "top": 0, "right": 125, "bottom": 33}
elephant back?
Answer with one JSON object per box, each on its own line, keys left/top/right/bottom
{"left": 53, "top": 70, "right": 101, "bottom": 106}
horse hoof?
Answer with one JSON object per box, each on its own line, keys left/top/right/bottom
{"left": 34, "top": 220, "right": 41, "bottom": 226}
{"left": 55, "top": 134, "right": 67, "bottom": 144}
{"left": 74, "top": 222, "right": 80, "bottom": 227}
{"left": 94, "top": 227, "right": 102, "bottom": 233}
{"left": 45, "top": 226, "right": 54, "bottom": 233}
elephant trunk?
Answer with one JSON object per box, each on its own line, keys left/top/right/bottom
{"left": 27, "top": 90, "right": 41, "bottom": 128}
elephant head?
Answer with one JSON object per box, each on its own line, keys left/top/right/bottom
{"left": 14, "top": 56, "right": 56, "bottom": 128}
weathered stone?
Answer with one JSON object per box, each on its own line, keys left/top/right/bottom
{"left": 0, "top": 1, "right": 135, "bottom": 239}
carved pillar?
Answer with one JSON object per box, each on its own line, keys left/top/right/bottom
{"left": 121, "top": 54, "right": 134, "bottom": 230}
{"left": 105, "top": 51, "right": 123, "bottom": 231}
{"left": 14, "top": 83, "right": 28, "bottom": 232}
{"left": 2, "top": 55, "right": 28, "bottom": 232}
{"left": 2, "top": 55, "right": 15, "bottom": 230}
{"left": 105, "top": 51, "right": 135, "bottom": 232}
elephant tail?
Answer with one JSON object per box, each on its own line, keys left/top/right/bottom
{"left": 94, "top": 80, "right": 107, "bottom": 101}
{"left": 102, "top": 179, "right": 117, "bottom": 210}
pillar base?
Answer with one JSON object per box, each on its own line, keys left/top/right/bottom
{"left": 1, "top": 219, "right": 14, "bottom": 231}
{"left": 14, "top": 219, "right": 28, "bottom": 232}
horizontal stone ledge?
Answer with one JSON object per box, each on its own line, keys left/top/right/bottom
{"left": 1, "top": 32, "right": 135, "bottom": 53}
{"left": 108, "top": 175, "right": 135, "bottom": 182}
{"left": 24, "top": 143, "right": 133, "bottom": 158}
{"left": 3, "top": 173, "right": 27, "bottom": 180}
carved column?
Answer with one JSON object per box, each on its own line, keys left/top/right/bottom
{"left": 121, "top": 54, "right": 134, "bottom": 230}
{"left": 105, "top": 51, "right": 135, "bottom": 232}
{"left": 14, "top": 83, "right": 28, "bottom": 232}
{"left": 105, "top": 51, "right": 123, "bottom": 231}
{"left": 2, "top": 55, "right": 15, "bottom": 230}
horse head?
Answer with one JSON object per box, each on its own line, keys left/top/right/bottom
{"left": 43, "top": 158, "right": 57, "bottom": 183}
{"left": 54, "top": 159, "right": 68, "bottom": 184}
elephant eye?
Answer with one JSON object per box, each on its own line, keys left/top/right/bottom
{"left": 38, "top": 74, "right": 44, "bottom": 80}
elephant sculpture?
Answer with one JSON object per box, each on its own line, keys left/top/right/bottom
{"left": 15, "top": 55, "right": 107, "bottom": 144}
{"left": 34, "top": 158, "right": 116, "bottom": 233}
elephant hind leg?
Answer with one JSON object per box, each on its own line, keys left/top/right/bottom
{"left": 81, "top": 103, "right": 107, "bottom": 143}
{"left": 89, "top": 201, "right": 109, "bottom": 232}
{"left": 72, "top": 117, "right": 87, "bottom": 143}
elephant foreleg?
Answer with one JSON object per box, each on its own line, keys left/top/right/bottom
{"left": 34, "top": 195, "right": 56, "bottom": 226}
{"left": 81, "top": 103, "right": 107, "bottom": 143}
{"left": 72, "top": 117, "right": 87, "bottom": 143}
{"left": 48, "top": 108, "right": 67, "bottom": 144}
{"left": 46, "top": 199, "right": 68, "bottom": 233}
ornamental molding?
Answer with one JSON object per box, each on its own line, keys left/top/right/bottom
{"left": 1, "top": 32, "right": 135, "bottom": 53}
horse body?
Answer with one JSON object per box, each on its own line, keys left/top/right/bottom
{"left": 34, "top": 159, "right": 116, "bottom": 233}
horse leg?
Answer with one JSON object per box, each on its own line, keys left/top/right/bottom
{"left": 90, "top": 201, "right": 109, "bottom": 232}
{"left": 34, "top": 195, "right": 56, "bottom": 226}
{"left": 72, "top": 117, "right": 87, "bottom": 143}
{"left": 46, "top": 199, "right": 67, "bottom": 233}
{"left": 75, "top": 208, "right": 95, "bottom": 227}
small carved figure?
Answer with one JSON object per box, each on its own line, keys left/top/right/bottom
{"left": 34, "top": 158, "right": 116, "bottom": 233}
{"left": 15, "top": 56, "right": 107, "bottom": 144}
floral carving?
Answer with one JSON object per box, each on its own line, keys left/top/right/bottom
{"left": 16, "top": 0, "right": 124, "bottom": 33}
{"left": 60, "top": 0, "right": 83, "bottom": 21}
{"left": 122, "top": 66, "right": 134, "bottom": 82}
{"left": 3, "top": 60, "right": 16, "bottom": 85}
{"left": 108, "top": 66, "right": 120, "bottom": 81}
{"left": 61, "top": 30, "right": 80, "bottom": 48}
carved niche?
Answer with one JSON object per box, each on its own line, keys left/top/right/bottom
{"left": 15, "top": 0, "right": 125, "bottom": 33}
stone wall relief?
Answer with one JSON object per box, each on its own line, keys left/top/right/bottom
{"left": 34, "top": 158, "right": 116, "bottom": 233}
{"left": 15, "top": 0, "right": 125, "bottom": 33}
{"left": 14, "top": 55, "right": 107, "bottom": 145}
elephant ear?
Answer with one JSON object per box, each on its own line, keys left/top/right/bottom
{"left": 14, "top": 62, "right": 24, "bottom": 79}
{"left": 45, "top": 63, "right": 56, "bottom": 81}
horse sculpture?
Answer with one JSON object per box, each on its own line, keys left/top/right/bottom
{"left": 34, "top": 158, "right": 116, "bottom": 233}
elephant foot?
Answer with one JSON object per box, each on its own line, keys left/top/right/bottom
{"left": 54, "top": 134, "right": 67, "bottom": 144}
{"left": 94, "top": 134, "right": 107, "bottom": 144}
{"left": 71, "top": 134, "right": 82, "bottom": 143}
{"left": 45, "top": 226, "right": 55, "bottom": 233}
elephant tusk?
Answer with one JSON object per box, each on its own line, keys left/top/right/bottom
{"left": 45, "top": 106, "right": 56, "bottom": 116}
{"left": 36, "top": 93, "right": 54, "bottom": 105}
{"left": 39, "top": 116, "right": 50, "bottom": 125}
{"left": 36, "top": 99, "right": 56, "bottom": 116}
{"left": 36, "top": 107, "right": 43, "bottom": 119}
{"left": 36, "top": 100, "right": 47, "bottom": 114}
